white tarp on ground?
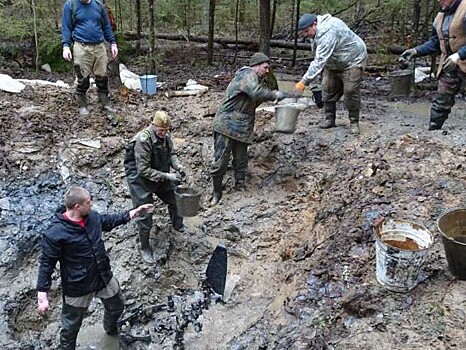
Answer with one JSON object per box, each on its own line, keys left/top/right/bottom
{"left": 0, "top": 73, "right": 70, "bottom": 93}
{"left": 0, "top": 74, "right": 25, "bottom": 93}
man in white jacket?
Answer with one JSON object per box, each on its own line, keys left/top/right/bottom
{"left": 295, "top": 14, "right": 367, "bottom": 134}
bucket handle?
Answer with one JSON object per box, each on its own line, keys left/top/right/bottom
{"left": 373, "top": 216, "right": 385, "bottom": 238}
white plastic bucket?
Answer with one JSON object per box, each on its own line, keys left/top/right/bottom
{"left": 140, "top": 74, "right": 157, "bottom": 95}
{"left": 374, "top": 219, "right": 433, "bottom": 292}
{"left": 275, "top": 105, "right": 300, "bottom": 133}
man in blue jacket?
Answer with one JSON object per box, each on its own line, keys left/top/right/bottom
{"left": 36, "top": 186, "right": 153, "bottom": 350}
{"left": 62, "top": 0, "right": 119, "bottom": 116}
{"left": 400, "top": 0, "right": 466, "bottom": 130}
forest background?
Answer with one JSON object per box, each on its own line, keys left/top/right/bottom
{"left": 0, "top": 0, "right": 440, "bottom": 73}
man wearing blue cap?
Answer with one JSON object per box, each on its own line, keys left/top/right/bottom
{"left": 295, "top": 13, "right": 367, "bottom": 134}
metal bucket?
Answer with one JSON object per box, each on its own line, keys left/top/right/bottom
{"left": 388, "top": 70, "right": 413, "bottom": 97}
{"left": 275, "top": 105, "right": 300, "bottom": 133}
{"left": 374, "top": 219, "right": 433, "bottom": 292}
{"left": 438, "top": 208, "right": 466, "bottom": 280}
{"left": 174, "top": 187, "right": 201, "bottom": 217}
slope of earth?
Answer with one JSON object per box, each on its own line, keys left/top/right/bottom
{"left": 1, "top": 55, "right": 466, "bottom": 350}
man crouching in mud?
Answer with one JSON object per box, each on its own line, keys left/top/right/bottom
{"left": 36, "top": 185, "right": 153, "bottom": 350}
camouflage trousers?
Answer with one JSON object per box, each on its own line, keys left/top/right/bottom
{"left": 321, "top": 61, "right": 366, "bottom": 111}
{"left": 210, "top": 132, "right": 248, "bottom": 185}
{"left": 73, "top": 42, "right": 109, "bottom": 95}
{"left": 430, "top": 69, "right": 466, "bottom": 126}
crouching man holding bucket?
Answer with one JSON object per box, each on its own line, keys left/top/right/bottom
{"left": 209, "top": 52, "right": 292, "bottom": 207}
{"left": 124, "top": 111, "right": 188, "bottom": 264}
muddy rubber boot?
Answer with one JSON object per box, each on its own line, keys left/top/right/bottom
{"left": 234, "top": 173, "right": 246, "bottom": 192}
{"left": 102, "top": 292, "right": 124, "bottom": 336}
{"left": 349, "top": 110, "right": 360, "bottom": 135}
{"left": 139, "top": 231, "right": 154, "bottom": 264}
{"left": 209, "top": 176, "right": 223, "bottom": 207}
{"left": 320, "top": 102, "right": 336, "bottom": 129}
{"left": 428, "top": 109, "right": 447, "bottom": 131}
{"left": 75, "top": 94, "right": 89, "bottom": 116}
{"left": 98, "top": 92, "right": 117, "bottom": 113}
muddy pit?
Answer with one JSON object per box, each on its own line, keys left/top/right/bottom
{"left": 1, "top": 49, "right": 466, "bottom": 350}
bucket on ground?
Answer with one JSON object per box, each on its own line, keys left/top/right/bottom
{"left": 373, "top": 218, "right": 433, "bottom": 292}
{"left": 274, "top": 105, "right": 300, "bottom": 133}
{"left": 175, "top": 187, "right": 201, "bottom": 217}
{"left": 438, "top": 208, "right": 466, "bottom": 280}
{"left": 311, "top": 87, "right": 323, "bottom": 108}
{"left": 388, "top": 70, "right": 413, "bottom": 97}
{"left": 140, "top": 74, "right": 157, "bottom": 95}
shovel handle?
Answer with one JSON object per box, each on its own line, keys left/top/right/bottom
{"left": 373, "top": 216, "right": 385, "bottom": 237}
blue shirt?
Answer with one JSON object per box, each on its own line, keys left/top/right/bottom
{"left": 61, "top": 0, "right": 116, "bottom": 47}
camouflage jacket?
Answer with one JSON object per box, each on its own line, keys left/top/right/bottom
{"left": 301, "top": 14, "right": 367, "bottom": 85}
{"left": 213, "top": 67, "right": 279, "bottom": 144}
{"left": 124, "top": 125, "right": 182, "bottom": 184}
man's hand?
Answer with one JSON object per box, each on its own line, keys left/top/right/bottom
{"left": 177, "top": 168, "right": 187, "bottom": 182}
{"left": 294, "top": 81, "right": 305, "bottom": 96}
{"left": 111, "top": 44, "right": 118, "bottom": 59}
{"left": 62, "top": 47, "right": 72, "bottom": 61}
{"left": 400, "top": 48, "right": 417, "bottom": 62}
{"left": 277, "top": 91, "right": 294, "bottom": 101}
{"left": 443, "top": 53, "right": 460, "bottom": 72}
{"left": 130, "top": 204, "right": 155, "bottom": 219}
{"left": 165, "top": 172, "right": 182, "bottom": 185}
{"left": 37, "top": 292, "right": 49, "bottom": 315}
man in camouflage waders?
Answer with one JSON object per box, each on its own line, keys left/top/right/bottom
{"left": 209, "top": 52, "right": 291, "bottom": 207}
{"left": 124, "top": 111, "right": 187, "bottom": 263}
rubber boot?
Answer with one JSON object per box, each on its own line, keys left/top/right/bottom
{"left": 169, "top": 205, "right": 185, "bottom": 232}
{"left": 348, "top": 110, "right": 360, "bottom": 135}
{"left": 102, "top": 292, "right": 125, "bottom": 336}
{"left": 60, "top": 303, "right": 87, "bottom": 350}
{"left": 428, "top": 108, "right": 447, "bottom": 130}
{"left": 139, "top": 231, "right": 154, "bottom": 263}
{"left": 209, "top": 176, "right": 223, "bottom": 207}
{"left": 320, "top": 102, "right": 336, "bottom": 129}
{"left": 234, "top": 173, "right": 246, "bottom": 192}
{"left": 75, "top": 94, "right": 89, "bottom": 116}
{"left": 98, "top": 92, "right": 117, "bottom": 113}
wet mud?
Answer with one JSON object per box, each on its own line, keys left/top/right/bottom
{"left": 1, "top": 49, "right": 466, "bottom": 349}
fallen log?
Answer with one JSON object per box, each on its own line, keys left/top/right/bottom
{"left": 122, "top": 31, "right": 406, "bottom": 54}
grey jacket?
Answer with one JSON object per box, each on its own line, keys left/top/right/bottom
{"left": 301, "top": 14, "right": 367, "bottom": 85}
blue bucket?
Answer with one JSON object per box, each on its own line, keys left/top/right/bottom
{"left": 140, "top": 74, "right": 157, "bottom": 95}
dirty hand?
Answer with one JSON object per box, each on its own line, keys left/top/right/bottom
{"left": 294, "top": 81, "right": 306, "bottom": 96}
{"left": 400, "top": 48, "right": 417, "bottom": 61}
{"left": 62, "top": 47, "right": 72, "bottom": 61}
{"left": 164, "top": 172, "right": 182, "bottom": 184}
{"left": 443, "top": 53, "right": 460, "bottom": 72}
{"left": 130, "top": 204, "right": 155, "bottom": 219}
{"left": 277, "top": 91, "right": 293, "bottom": 101}
{"left": 37, "top": 292, "right": 49, "bottom": 314}
{"left": 111, "top": 44, "right": 118, "bottom": 59}
{"left": 177, "top": 168, "right": 187, "bottom": 182}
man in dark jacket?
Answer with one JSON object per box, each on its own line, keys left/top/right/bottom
{"left": 209, "top": 52, "right": 290, "bottom": 207}
{"left": 400, "top": 0, "right": 466, "bottom": 130}
{"left": 124, "top": 111, "right": 187, "bottom": 264}
{"left": 36, "top": 186, "right": 153, "bottom": 350}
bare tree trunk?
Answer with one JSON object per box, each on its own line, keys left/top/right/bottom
{"left": 259, "top": 0, "right": 270, "bottom": 55}
{"left": 148, "top": 0, "right": 156, "bottom": 73}
{"left": 31, "top": 0, "right": 39, "bottom": 72}
{"left": 202, "top": 0, "right": 209, "bottom": 33}
{"left": 411, "top": 0, "right": 421, "bottom": 43}
{"left": 136, "top": 0, "right": 141, "bottom": 53}
{"left": 207, "top": 0, "right": 215, "bottom": 65}
{"left": 233, "top": 0, "right": 240, "bottom": 63}
{"left": 292, "top": 0, "right": 300, "bottom": 67}
{"left": 270, "top": 0, "right": 278, "bottom": 37}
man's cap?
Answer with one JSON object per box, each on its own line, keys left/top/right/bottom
{"left": 249, "top": 52, "right": 270, "bottom": 67}
{"left": 152, "top": 110, "right": 171, "bottom": 128}
{"left": 298, "top": 13, "right": 317, "bottom": 31}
